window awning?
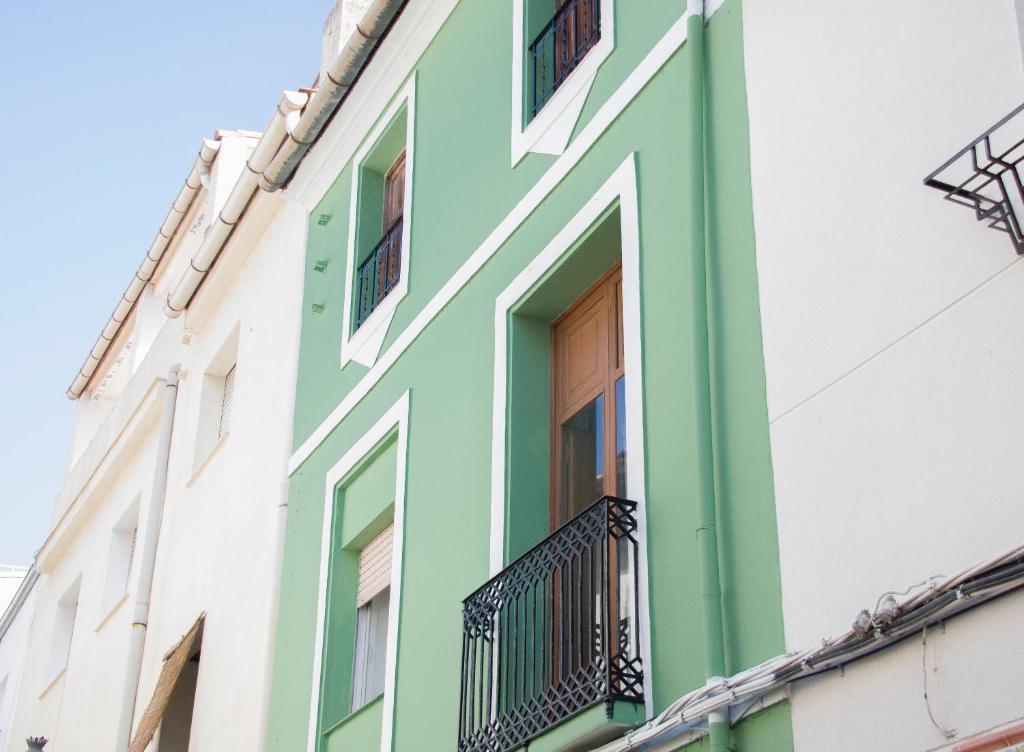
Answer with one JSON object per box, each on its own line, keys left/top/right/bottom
{"left": 128, "top": 614, "right": 205, "bottom": 752}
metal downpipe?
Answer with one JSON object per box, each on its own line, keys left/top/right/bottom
{"left": 114, "top": 366, "right": 180, "bottom": 752}
{"left": 687, "top": 2, "right": 730, "bottom": 750}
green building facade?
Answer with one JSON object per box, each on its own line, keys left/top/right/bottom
{"left": 268, "top": 1, "right": 791, "bottom": 749}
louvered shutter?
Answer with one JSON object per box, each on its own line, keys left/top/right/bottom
{"left": 125, "top": 527, "right": 138, "bottom": 592}
{"left": 218, "top": 365, "right": 236, "bottom": 438}
{"left": 357, "top": 524, "right": 393, "bottom": 608}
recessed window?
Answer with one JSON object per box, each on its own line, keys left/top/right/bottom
{"left": 192, "top": 327, "right": 239, "bottom": 475}
{"left": 351, "top": 524, "right": 393, "bottom": 713}
{"left": 355, "top": 151, "right": 406, "bottom": 332}
{"left": 527, "top": 0, "right": 601, "bottom": 121}
{"left": 47, "top": 577, "right": 81, "bottom": 681}
{"left": 511, "top": 0, "right": 613, "bottom": 164}
{"left": 102, "top": 500, "right": 140, "bottom": 614}
{"left": 341, "top": 76, "right": 416, "bottom": 369}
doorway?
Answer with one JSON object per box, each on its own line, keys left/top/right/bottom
{"left": 550, "top": 264, "right": 625, "bottom": 529}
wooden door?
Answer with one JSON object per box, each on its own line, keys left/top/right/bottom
{"left": 551, "top": 265, "right": 625, "bottom": 529}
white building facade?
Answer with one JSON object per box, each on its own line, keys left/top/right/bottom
{"left": 3, "top": 126, "right": 307, "bottom": 751}
{"left": 745, "top": 1, "right": 1024, "bottom": 749}
{"left": 0, "top": 570, "right": 36, "bottom": 752}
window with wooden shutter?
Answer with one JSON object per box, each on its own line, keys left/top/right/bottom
{"left": 351, "top": 524, "right": 393, "bottom": 711}
{"left": 218, "top": 365, "right": 236, "bottom": 438}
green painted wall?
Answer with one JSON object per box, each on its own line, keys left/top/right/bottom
{"left": 269, "top": 1, "right": 791, "bottom": 750}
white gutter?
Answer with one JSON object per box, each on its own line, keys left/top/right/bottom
{"left": 259, "top": 0, "right": 406, "bottom": 192}
{"left": 114, "top": 367, "right": 179, "bottom": 752}
{"left": 66, "top": 141, "right": 220, "bottom": 399}
{"left": 73, "top": 0, "right": 406, "bottom": 389}
{"left": 164, "top": 91, "right": 307, "bottom": 317}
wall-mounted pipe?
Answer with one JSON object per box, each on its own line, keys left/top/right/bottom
{"left": 114, "top": 366, "right": 179, "bottom": 752}
{"left": 164, "top": 91, "right": 307, "bottom": 318}
{"left": 66, "top": 142, "right": 219, "bottom": 399}
{"left": 259, "top": 0, "right": 405, "bottom": 192}
{"left": 685, "top": 1, "right": 730, "bottom": 751}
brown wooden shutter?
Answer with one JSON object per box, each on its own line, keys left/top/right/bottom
{"left": 356, "top": 524, "right": 394, "bottom": 608}
{"left": 382, "top": 151, "right": 406, "bottom": 230}
{"left": 128, "top": 615, "right": 204, "bottom": 752}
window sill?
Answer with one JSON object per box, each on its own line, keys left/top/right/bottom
{"left": 322, "top": 692, "right": 384, "bottom": 737}
{"left": 341, "top": 284, "right": 405, "bottom": 369}
{"left": 187, "top": 430, "right": 229, "bottom": 488}
{"left": 518, "top": 700, "right": 645, "bottom": 752}
{"left": 94, "top": 591, "right": 129, "bottom": 633}
{"left": 38, "top": 667, "right": 66, "bottom": 699}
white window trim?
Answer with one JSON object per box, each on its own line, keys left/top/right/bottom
{"left": 340, "top": 75, "right": 418, "bottom": 370}
{"left": 307, "top": 391, "right": 410, "bottom": 752}
{"left": 489, "top": 155, "right": 653, "bottom": 717}
{"left": 510, "top": 0, "right": 615, "bottom": 167}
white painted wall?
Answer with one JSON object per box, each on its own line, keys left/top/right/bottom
{"left": 744, "top": 1, "right": 1024, "bottom": 749}
{"left": 0, "top": 569, "right": 26, "bottom": 616}
{"left": 0, "top": 574, "right": 35, "bottom": 752}
{"left": 6, "top": 133, "right": 307, "bottom": 752}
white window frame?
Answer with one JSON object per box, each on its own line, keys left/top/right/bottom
{"left": 307, "top": 392, "right": 410, "bottom": 752}
{"left": 46, "top": 577, "right": 81, "bottom": 686}
{"left": 340, "top": 75, "right": 417, "bottom": 370}
{"left": 191, "top": 326, "right": 240, "bottom": 479}
{"left": 510, "top": 0, "right": 615, "bottom": 166}
{"left": 99, "top": 498, "right": 140, "bottom": 621}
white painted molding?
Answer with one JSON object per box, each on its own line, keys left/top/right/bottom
{"left": 307, "top": 391, "right": 410, "bottom": 752}
{"left": 288, "top": 2, "right": 459, "bottom": 211}
{"left": 289, "top": 3, "right": 727, "bottom": 476}
{"left": 510, "top": 0, "right": 615, "bottom": 166}
{"left": 339, "top": 75, "right": 418, "bottom": 370}
{"left": 488, "top": 154, "right": 653, "bottom": 717}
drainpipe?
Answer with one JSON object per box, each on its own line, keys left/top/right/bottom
{"left": 686, "top": 2, "right": 730, "bottom": 751}
{"left": 114, "top": 366, "right": 180, "bottom": 752}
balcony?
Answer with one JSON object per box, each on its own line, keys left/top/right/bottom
{"left": 355, "top": 216, "right": 403, "bottom": 330}
{"left": 924, "top": 102, "right": 1024, "bottom": 255}
{"left": 528, "top": 0, "right": 601, "bottom": 120}
{"left": 458, "top": 496, "right": 644, "bottom": 752}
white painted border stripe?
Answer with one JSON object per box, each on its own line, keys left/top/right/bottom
{"left": 289, "top": 3, "right": 726, "bottom": 475}
{"left": 306, "top": 391, "right": 410, "bottom": 752}
{"left": 488, "top": 154, "right": 653, "bottom": 717}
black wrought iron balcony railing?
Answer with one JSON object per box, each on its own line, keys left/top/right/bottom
{"left": 925, "top": 102, "right": 1024, "bottom": 255}
{"left": 355, "top": 216, "right": 403, "bottom": 330}
{"left": 528, "top": 0, "right": 601, "bottom": 120}
{"left": 458, "top": 496, "right": 644, "bottom": 752}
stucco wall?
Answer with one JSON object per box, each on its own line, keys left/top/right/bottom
{"left": 744, "top": 0, "right": 1024, "bottom": 748}
{"left": 7, "top": 184, "right": 306, "bottom": 751}
{"left": 0, "top": 579, "right": 35, "bottom": 752}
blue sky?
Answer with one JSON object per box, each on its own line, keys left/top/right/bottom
{"left": 0, "top": 0, "right": 331, "bottom": 564}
